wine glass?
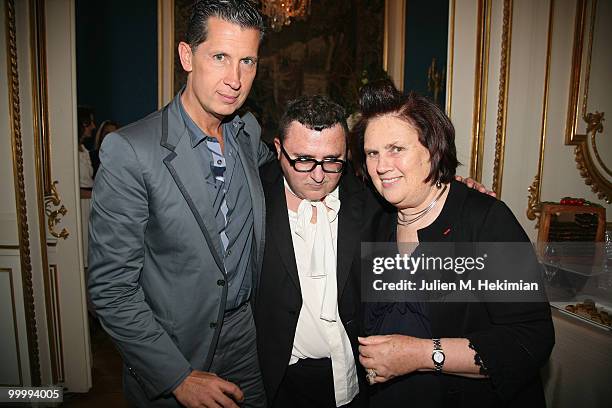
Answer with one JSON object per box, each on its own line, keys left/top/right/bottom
{"left": 598, "top": 230, "right": 612, "bottom": 289}
{"left": 543, "top": 243, "right": 560, "bottom": 283}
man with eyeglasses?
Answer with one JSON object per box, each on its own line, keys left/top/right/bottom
{"left": 254, "top": 96, "right": 493, "bottom": 408}
{"left": 254, "top": 95, "right": 370, "bottom": 408}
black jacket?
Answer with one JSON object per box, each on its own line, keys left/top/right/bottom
{"left": 254, "top": 161, "right": 373, "bottom": 404}
{"left": 364, "top": 180, "right": 555, "bottom": 407}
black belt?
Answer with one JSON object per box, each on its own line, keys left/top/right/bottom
{"left": 293, "top": 358, "right": 331, "bottom": 368}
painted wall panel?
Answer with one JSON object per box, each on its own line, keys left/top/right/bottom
{"left": 501, "top": 0, "right": 550, "bottom": 239}
{"left": 541, "top": 0, "right": 610, "bottom": 216}
{"left": 47, "top": 0, "right": 92, "bottom": 392}
{"left": 0, "top": 254, "right": 30, "bottom": 386}
{"left": 0, "top": 268, "right": 21, "bottom": 385}
{"left": 450, "top": 0, "right": 610, "bottom": 239}
{"left": 449, "top": 0, "right": 479, "bottom": 176}
{"left": 0, "top": 3, "right": 18, "bottom": 245}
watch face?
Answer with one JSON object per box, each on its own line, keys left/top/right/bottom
{"left": 433, "top": 351, "right": 445, "bottom": 364}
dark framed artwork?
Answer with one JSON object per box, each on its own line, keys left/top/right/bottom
{"left": 171, "top": 0, "right": 385, "bottom": 141}
{"left": 403, "top": 0, "right": 449, "bottom": 108}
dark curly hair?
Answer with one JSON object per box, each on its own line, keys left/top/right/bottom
{"left": 354, "top": 79, "right": 459, "bottom": 184}
{"left": 278, "top": 95, "right": 349, "bottom": 142}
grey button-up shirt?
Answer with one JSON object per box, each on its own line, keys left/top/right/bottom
{"left": 179, "top": 100, "right": 255, "bottom": 309}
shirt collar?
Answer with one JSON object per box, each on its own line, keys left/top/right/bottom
{"left": 283, "top": 177, "right": 340, "bottom": 201}
{"left": 283, "top": 177, "right": 341, "bottom": 216}
{"left": 178, "top": 96, "right": 245, "bottom": 148}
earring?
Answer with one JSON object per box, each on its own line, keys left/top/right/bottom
{"left": 436, "top": 180, "right": 442, "bottom": 189}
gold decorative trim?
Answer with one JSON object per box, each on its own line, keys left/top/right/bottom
{"left": 565, "top": 0, "right": 588, "bottom": 145}
{"left": 564, "top": 0, "right": 610, "bottom": 203}
{"left": 383, "top": 0, "right": 406, "bottom": 91}
{"left": 44, "top": 182, "right": 68, "bottom": 239}
{"left": 469, "top": 0, "right": 492, "bottom": 181}
{"left": 587, "top": 112, "right": 611, "bottom": 177}
{"left": 0, "top": 268, "right": 23, "bottom": 386}
{"left": 526, "top": 0, "right": 555, "bottom": 221}
{"left": 574, "top": 143, "right": 610, "bottom": 202}
{"left": 527, "top": 176, "right": 541, "bottom": 226}
{"left": 382, "top": 0, "right": 389, "bottom": 80}
{"left": 446, "top": 0, "right": 456, "bottom": 117}
{"left": 29, "top": 0, "right": 50, "bottom": 190}
{"left": 45, "top": 265, "right": 64, "bottom": 383}
{"left": 492, "top": 0, "right": 513, "bottom": 197}
{"left": 157, "top": 0, "right": 162, "bottom": 107}
{"left": 30, "top": 0, "right": 68, "bottom": 242}
{"left": 427, "top": 58, "right": 445, "bottom": 106}
{"left": 157, "top": 0, "right": 175, "bottom": 108}
{"left": 6, "top": 0, "right": 42, "bottom": 385}
{"left": 29, "top": 0, "right": 63, "bottom": 382}
{"left": 579, "top": 0, "right": 594, "bottom": 122}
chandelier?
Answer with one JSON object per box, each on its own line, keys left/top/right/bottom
{"left": 260, "top": 0, "right": 311, "bottom": 31}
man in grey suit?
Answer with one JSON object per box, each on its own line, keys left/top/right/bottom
{"left": 88, "top": 1, "right": 273, "bottom": 407}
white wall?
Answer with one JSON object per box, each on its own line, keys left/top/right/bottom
{"left": 448, "top": 0, "right": 479, "bottom": 172}
{"left": 0, "top": 0, "right": 90, "bottom": 391}
{"left": 1, "top": 1, "right": 34, "bottom": 387}
{"left": 448, "top": 0, "right": 611, "bottom": 240}
{"left": 0, "top": 1, "right": 18, "bottom": 245}
{"left": 448, "top": 1, "right": 612, "bottom": 406}
{"left": 46, "top": 0, "right": 92, "bottom": 392}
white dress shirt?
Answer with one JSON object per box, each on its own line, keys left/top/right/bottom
{"left": 285, "top": 179, "right": 359, "bottom": 407}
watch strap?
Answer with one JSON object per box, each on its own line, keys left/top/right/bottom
{"left": 432, "top": 338, "right": 444, "bottom": 373}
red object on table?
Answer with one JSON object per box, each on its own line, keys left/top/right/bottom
{"left": 560, "top": 197, "right": 586, "bottom": 206}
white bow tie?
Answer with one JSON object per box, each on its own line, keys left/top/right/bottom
{"left": 285, "top": 180, "right": 341, "bottom": 322}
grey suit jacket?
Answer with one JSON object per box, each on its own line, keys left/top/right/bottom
{"left": 88, "top": 92, "right": 274, "bottom": 406}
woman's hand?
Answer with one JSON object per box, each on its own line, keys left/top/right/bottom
{"left": 358, "top": 335, "right": 429, "bottom": 384}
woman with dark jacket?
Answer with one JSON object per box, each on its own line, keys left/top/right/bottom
{"left": 355, "top": 79, "right": 554, "bottom": 407}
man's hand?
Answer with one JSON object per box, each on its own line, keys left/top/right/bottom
{"left": 173, "top": 370, "right": 244, "bottom": 408}
{"left": 454, "top": 175, "right": 497, "bottom": 197}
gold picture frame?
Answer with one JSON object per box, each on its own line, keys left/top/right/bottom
{"left": 565, "top": 0, "right": 611, "bottom": 203}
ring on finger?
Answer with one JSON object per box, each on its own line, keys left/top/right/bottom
{"left": 366, "top": 368, "right": 377, "bottom": 384}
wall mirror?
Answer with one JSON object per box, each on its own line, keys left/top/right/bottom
{"left": 565, "top": 0, "right": 611, "bottom": 204}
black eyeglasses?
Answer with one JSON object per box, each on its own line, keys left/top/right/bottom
{"left": 280, "top": 144, "right": 346, "bottom": 173}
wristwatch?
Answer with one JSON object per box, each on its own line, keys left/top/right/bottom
{"left": 431, "top": 338, "right": 445, "bottom": 373}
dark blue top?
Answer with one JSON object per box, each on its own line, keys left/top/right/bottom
{"left": 362, "top": 180, "right": 553, "bottom": 407}
{"left": 365, "top": 228, "right": 432, "bottom": 338}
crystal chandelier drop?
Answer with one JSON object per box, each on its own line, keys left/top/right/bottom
{"left": 260, "top": 0, "right": 311, "bottom": 31}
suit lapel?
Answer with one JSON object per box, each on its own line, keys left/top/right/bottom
{"left": 336, "top": 173, "right": 364, "bottom": 299}
{"left": 263, "top": 163, "right": 363, "bottom": 298}
{"left": 263, "top": 163, "right": 301, "bottom": 293}
{"left": 234, "top": 128, "right": 265, "bottom": 272}
{"left": 161, "top": 104, "right": 226, "bottom": 274}
{"left": 235, "top": 125, "right": 268, "bottom": 298}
